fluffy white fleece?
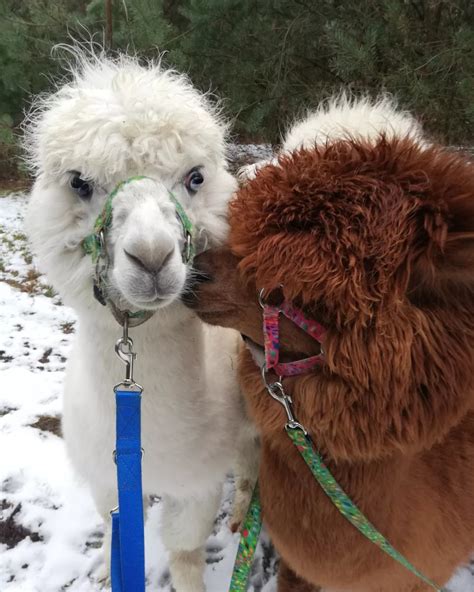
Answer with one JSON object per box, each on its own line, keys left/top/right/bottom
{"left": 239, "top": 93, "right": 424, "bottom": 181}
{"left": 283, "top": 93, "right": 423, "bottom": 150}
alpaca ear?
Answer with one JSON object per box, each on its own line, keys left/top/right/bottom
{"left": 439, "top": 232, "right": 474, "bottom": 285}
{"left": 410, "top": 209, "right": 474, "bottom": 297}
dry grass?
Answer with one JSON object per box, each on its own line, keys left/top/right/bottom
{"left": 30, "top": 415, "right": 62, "bottom": 437}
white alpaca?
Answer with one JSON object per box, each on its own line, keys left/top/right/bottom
{"left": 239, "top": 93, "right": 424, "bottom": 181}
{"left": 24, "top": 52, "right": 257, "bottom": 591}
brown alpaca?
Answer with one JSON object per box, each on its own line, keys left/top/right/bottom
{"left": 186, "top": 136, "right": 474, "bottom": 592}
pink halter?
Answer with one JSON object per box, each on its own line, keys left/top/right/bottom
{"left": 262, "top": 298, "right": 326, "bottom": 377}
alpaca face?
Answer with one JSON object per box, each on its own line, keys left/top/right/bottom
{"left": 98, "top": 176, "right": 194, "bottom": 310}
{"left": 24, "top": 55, "right": 237, "bottom": 313}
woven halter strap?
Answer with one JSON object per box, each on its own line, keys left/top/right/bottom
{"left": 264, "top": 300, "right": 326, "bottom": 376}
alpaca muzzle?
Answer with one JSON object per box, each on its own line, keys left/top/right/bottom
{"left": 82, "top": 175, "right": 195, "bottom": 327}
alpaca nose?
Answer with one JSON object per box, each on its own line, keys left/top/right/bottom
{"left": 124, "top": 244, "right": 174, "bottom": 274}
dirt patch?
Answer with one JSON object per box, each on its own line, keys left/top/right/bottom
{"left": 0, "top": 350, "right": 14, "bottom": 363}
{"left": 30, "top": 415, "right": 62, "bottom": 437}
{"left": 60, "top": 322, "right": 75, "bottom": 335}
{"left": 2, "top": 271, "right": 41, "bottom": 295}
{"left": 0, "top": 179, "right": 30, "bottom": 194}
{"left": 38, "top": 348, "right": 53, "bottom": 364}
{"left": 0, "top": 503, "right": 42, "bottom": 549}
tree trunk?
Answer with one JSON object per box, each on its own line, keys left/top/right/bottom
{"left": 105, "top": 0, "right": 113, "bottom": 49}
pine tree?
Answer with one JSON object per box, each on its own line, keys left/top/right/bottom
{"left": 175, "top": 0, "right": 474, "bottom": 143}
{"left": 1, "top": 0, "right": 473, "bottom": 180}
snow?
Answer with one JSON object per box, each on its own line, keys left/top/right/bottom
{"left": 0, "top": 191, "right": 472, "bottom": 592}
{"left": 226, "top": 144, "right": 273, "bottom": 175}
{"left": 227, "top": 144, "right": 273, "bottom": 162}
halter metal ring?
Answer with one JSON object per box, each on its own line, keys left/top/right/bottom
{"left": 261, "top": 363, "right": 285, "bottom": 402}
{"left": 115, "top": 337, "right": 134, "bottom": 361}
{"left": 261, "top": 363, "right": 307, "bottom": 433}
{"left": 184, "top": 232, "right": 193, "bottom": 263}
{"left": 258, "top": 284, "right": 284, "bottom": 309}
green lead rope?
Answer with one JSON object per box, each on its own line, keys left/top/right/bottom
{"left": 229, "top": 426, "right": 443, "bottom": 592}
{"left": 168, "top": 192, "right": 196, "bottom": 262}
{"left": 286, "top": 426, "right": 442, "bottom": 591}
{"left": 229, "top": 484, "right": 262, "bottom": 591}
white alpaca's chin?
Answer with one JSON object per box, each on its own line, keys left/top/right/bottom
{"left": 124, "top": 292, "right": 180, "bottom": 311}
{"left": 113, "top": 285, "right": 183, "bottom": 311}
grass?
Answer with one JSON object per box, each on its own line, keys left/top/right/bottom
{"left": 60, "top": 321, "right": 75, "bottom": 334}
{"left": 0, "top": 179, "right": 30, "bottom": 195}
{"left": 3, "top": 278, "right": 34, "bottom": 293}
{"left": 1, "top": 235, "right": 15, "bottom": 250}
{"left": 44, "top": 285, "right": 56, "bottom": 298}
{"left": 0, "top": 214, "right": 42, "bottom": 290}
{"left": 2, "top": 269, "right": 44, "bottom": 295}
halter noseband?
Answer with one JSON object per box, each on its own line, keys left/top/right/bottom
{"left": 258, "top": 288, "right": 326, "bottom": 378}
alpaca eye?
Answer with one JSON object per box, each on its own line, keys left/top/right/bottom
{"left": 70, "top": 173, "right": 93, "bottom": 200}
{"left": 184, "top": 168, "right": 204, "bottom": 194}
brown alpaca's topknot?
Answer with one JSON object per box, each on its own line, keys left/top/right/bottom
{"left": 229, "top": 137, "right": 474, "bottom": 327}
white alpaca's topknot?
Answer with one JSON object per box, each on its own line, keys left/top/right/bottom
{"left": 23, "top": 48, "right": 229, "bottom": 183}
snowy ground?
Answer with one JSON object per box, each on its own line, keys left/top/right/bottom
{"left": 0, "top": 191, "right": 473, "bottom": 592}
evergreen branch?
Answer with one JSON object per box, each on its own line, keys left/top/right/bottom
{"left": 295, "top": 54, "right": 346, "bottom": 84}
{"left": 409, "top": 0, "right": 425, "bottom": 21}
{"left": 414, "top": 47, "right": 455, "bottom": 71}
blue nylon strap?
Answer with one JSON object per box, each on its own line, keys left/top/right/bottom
{"left": 111, "top": 389, "right": 146, "bottom": 592}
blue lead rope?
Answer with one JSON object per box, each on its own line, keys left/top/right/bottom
{"left": 111, "top": 388, "right": 146, "bottom": 592}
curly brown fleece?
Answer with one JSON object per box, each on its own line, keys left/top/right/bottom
{"left": 189, "top": 136, "right": 474, "bottom": 591}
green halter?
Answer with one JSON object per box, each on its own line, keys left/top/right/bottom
{"left": 82, "top": 176, "right": 195, "bottom": 326}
